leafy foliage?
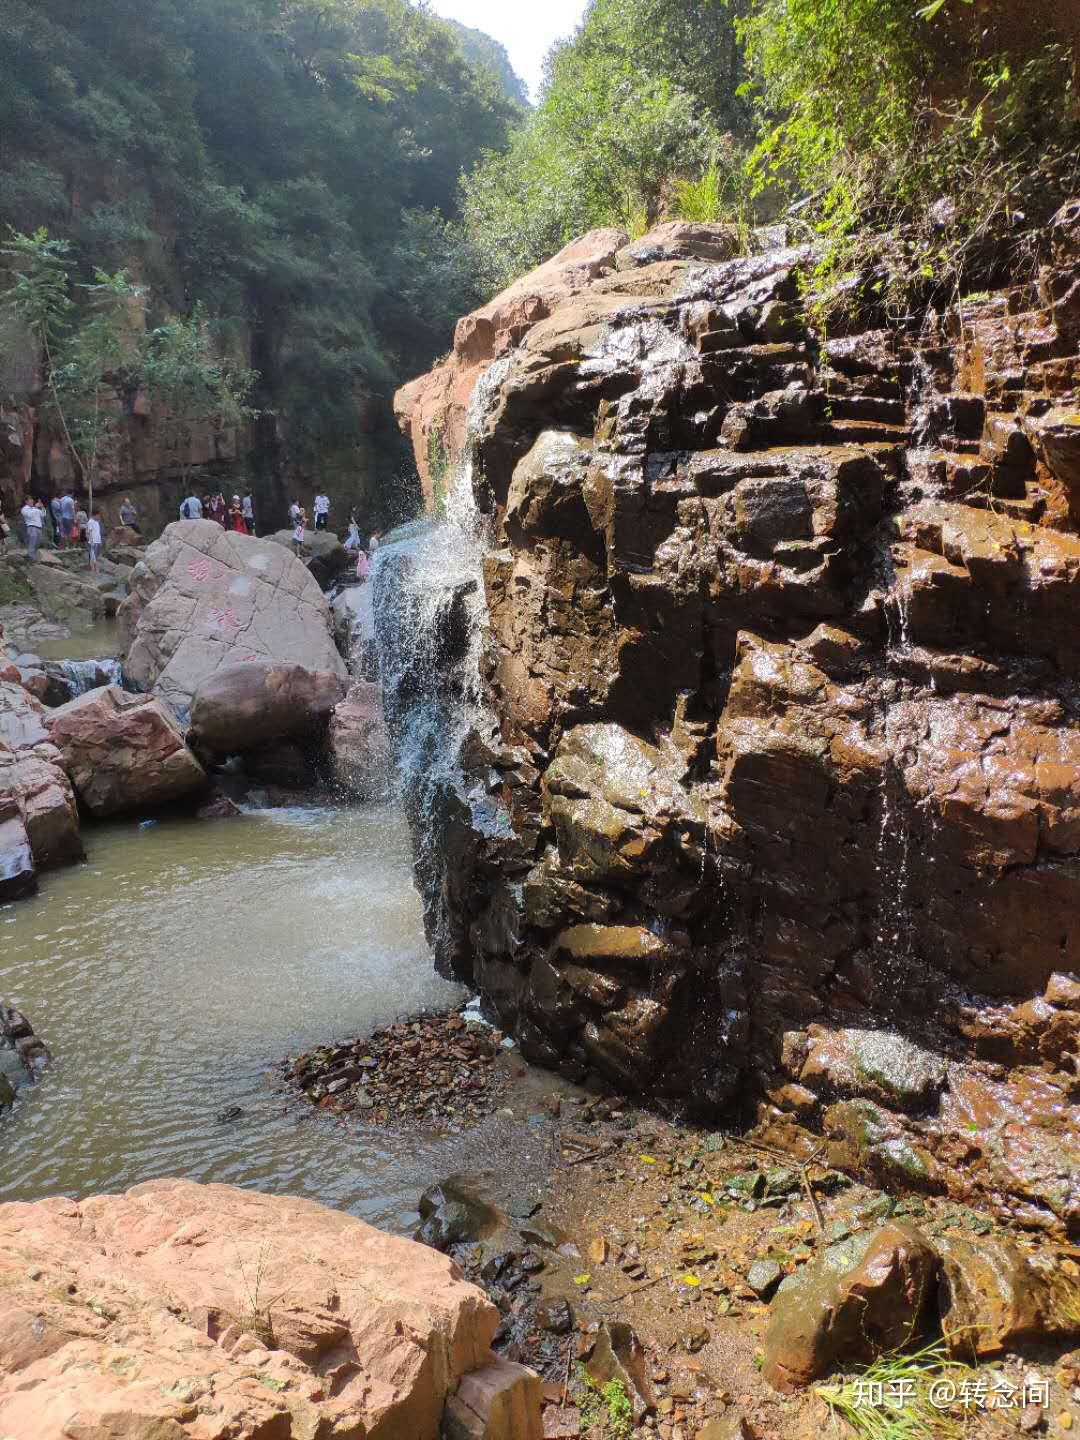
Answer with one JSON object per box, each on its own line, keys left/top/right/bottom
{"left": 1, "top": 230, "right": 256, "bottom": 508}
{"left": 740, "top": 0, "right": 1080, "bottom": 318}
{"left": 461, "top": 0, "right": 753, "bottom": 293}
{"left": 0, "top": 0, "right": 522, "bottom": 498}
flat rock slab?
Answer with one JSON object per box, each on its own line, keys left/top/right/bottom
{"left": 0, "top": 1177, "right": 532, "bottom": 1440}
{"left": 118, "top": 520, "right": 346, "bottom": 722}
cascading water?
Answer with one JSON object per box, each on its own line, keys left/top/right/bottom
{"left": 47, "top": 657, "right": 123, "bottom": 698}
{"left": 372, "top": 375, "right": 505, "bottom": 980}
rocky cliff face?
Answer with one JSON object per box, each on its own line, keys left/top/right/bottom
{"left": 391, "top": 208, "right": 1080, "bottom": 1238}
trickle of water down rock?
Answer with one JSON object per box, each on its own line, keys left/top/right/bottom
{"left": 385, "top": 215, "right": 1080, "bottom": 1237}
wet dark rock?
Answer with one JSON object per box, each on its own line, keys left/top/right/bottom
{"left": 0, "top": 810, "right": 36, "bottom": 901}
{"left": 937, "top": 1234, "right": 1080, "bottom": 1359}
{"left": 391, "top": 221, "right": 1080, "bottom": 1229}
{"left": 415, "top": 1176, "right": 501, "bottom": 1253}
{"left": 762, "top": 1223, "right": 938, "bottom": 1391}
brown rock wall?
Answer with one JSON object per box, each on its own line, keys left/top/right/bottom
{"left": 395, "top": 214, "right": 1080, "bottom": 1234}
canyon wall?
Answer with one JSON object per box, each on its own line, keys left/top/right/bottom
{"left": 392, "top": 209, "right": 1080, "bottom": 1237}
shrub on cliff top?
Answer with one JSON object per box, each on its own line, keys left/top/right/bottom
{"left": 740, "top": 0, "right": 1080, "bottom": 317}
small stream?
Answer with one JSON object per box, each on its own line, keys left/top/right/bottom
{"left": 0, "top": 799, "right": 552, "bottom": 1231}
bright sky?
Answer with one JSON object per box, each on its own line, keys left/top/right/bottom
{"left": 426, "top": 0, "right": 589, "bottom": 100}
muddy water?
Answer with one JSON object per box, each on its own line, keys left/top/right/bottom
{"left": 0, "top": 803, "right": 554, "bottom": 1231}
{"left": 31, "top": 618, "right": 121, "bottom": 661}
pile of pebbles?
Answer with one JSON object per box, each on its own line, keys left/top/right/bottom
{"left": 284, "top": 1010, "right": 510, "bottom": 1128}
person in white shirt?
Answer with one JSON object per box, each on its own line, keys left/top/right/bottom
{"left": 86, "top": 510, "right": 103, "bottom": 573}
{"left": 242, "top": 491, "right": 255, "bottom": 535}
{"left": 313, "top": 492, "right": 330, "bottom": 531}
{"left": 180, "top": 493, "right": 203, "bottom": 520}
{"left": 288, "top": 499, "right": 302, "bottom": 528}
{"left": 21, "top": 498, "right": 43, "bottom": 560}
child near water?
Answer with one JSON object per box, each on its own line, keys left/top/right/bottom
{"left": 86, "top": 510, "right": 102, "bottom": 573}
{"left": 293, "top": 509, "right": 307, "bottom": 557}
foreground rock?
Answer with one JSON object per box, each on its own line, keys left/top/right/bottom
{"left": 189, "top": 662, "right": 347, "bottom": 755}
{"left": 44, "top": 685, "right": 207, "bottom": 817}
{"left": 0, "top": 1177, "right": 542, "bottom": 1440}
{"left": 0, "top": 679, "right": 81, "bottom": 882}
{"left": 762, "top": 1223, "right": 938, "bottom": 1391}
{"left": 118, "top": 520, "right": 346, "bottom": 721}
{"left": 388, "top": 209, "right": 1080, "bottom": 1234}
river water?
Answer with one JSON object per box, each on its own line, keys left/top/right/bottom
{"left": 0, "top": 800, "right": 550, "bottom": 1231}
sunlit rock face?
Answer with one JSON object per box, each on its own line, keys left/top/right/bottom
{"left": 398, "top": 215, "right": 1080, "bottom": 1237}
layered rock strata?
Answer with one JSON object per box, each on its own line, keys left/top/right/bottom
{"left": 391, "top": 211, "right": 1080, "bottom": 1236}
{"left": 0, "top": 1178, "right": 541, "bottom": 1440}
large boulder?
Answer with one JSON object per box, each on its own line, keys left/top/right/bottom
{"left": 188, "top": 662, "right": 348, "bottom": 755}
{"left": 0, "top": 1177, "right": 541, "bottom": 1440}
{"left": 118, "top": 520, "right": 347, "bottom": 721}
{"left": 328, "top": 680, "right": 391, "bottom": 798}
{"left": 0, "top": 679, "right": 81, "bottom": 875}
{"left": 45, "top": 685, "right": 207, "bottom": 817}
{"left": 267, "top": 528, "right": 351, "bottom": 589}
{"left": 390, "top": 223, "right": 1080, "bottom": 1229}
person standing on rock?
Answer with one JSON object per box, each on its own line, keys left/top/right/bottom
{"left": 0, "top": 501, "right": 10, "bottom": 554}
{"left": 59, "top": 491, "right": 75, "bottom": 546}
{"left": 210, "top": 493, "right": 226, "bottom": 527}
{"left": 227, "top": 496, "right": 247, "bottom": 534}
{"left": 119, "top": 496, "right": 139, "bottom": 533}
{"left": 49, "top": 494, "right": 63, "bottom": 546}
{"left": 86, "top": 509, "right": 102, "bottom": 574}
{"left": 293, "top": 508, "right": 307, "bottom": 557}
{"left": 74, "top": 504, "right": 88, "bottom": 543}
{"left": 180, "top": 492, "right": 203, "bottom": 520}
{"left": 21, "top": 497, "right": 43, "bottom": 561}
{"left": 242, "top": 491, "right": 255, "bottom": 535}
{"left": 313, "top": 491, "right": 330, "bottom": 531}
{"left": 288, "top": 498, "right": 302, "bottom": 528}
{"left": 344, "top": 512, "right": 361, "bottom": 551}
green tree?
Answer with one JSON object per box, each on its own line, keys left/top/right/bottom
{"left": 460, "top": 0, "right": 752, "bottom": 293}
{"left": 139, "top": 305, "right": 258, "bottom": 490}
{"left": 1, "top": 230, "right": 142, "bottom": 517}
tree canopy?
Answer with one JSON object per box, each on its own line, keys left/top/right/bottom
{"left": 0, "top": 0, "right": 521, "bottom": 493}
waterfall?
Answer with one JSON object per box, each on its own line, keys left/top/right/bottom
{"left": 47, "top": 658, "right": 123, "bottom": 699}
{"left": 371, "top": 432, "right": 497, "bottom": 980}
